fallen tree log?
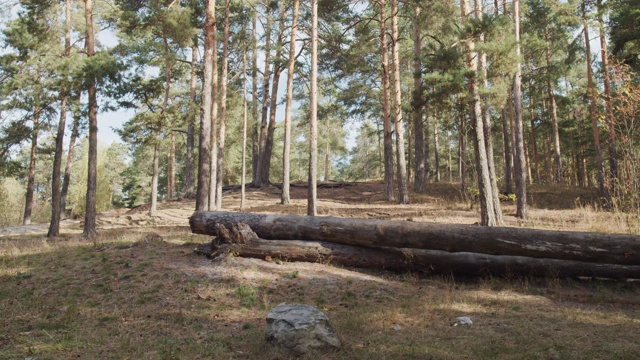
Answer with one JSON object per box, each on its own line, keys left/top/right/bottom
{"left": 189, "top": 211, "right": 640, "bottom": 266}
{"left": 195, "top": 223, "right": 640, "bottom": 279}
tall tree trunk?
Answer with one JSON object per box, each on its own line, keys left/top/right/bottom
{"left": 208, "top": 10, "right": 219, "bottom": 210}
{"left": 308, "top": 0, "right": 318, "bottom": 216}
{"left": 462, "top": 0, "right": 495, "bottom": 225}
{"left": 185, "top": 37, "right": 198, "bottom": 197}
{"left": 61, "top": 91, "right": 81, "bottom": 217}
{"left": 458, "top": 97, "right": 466, "bottom": 196}
{"left": 260, "top": 3, "right": 286, "bottom": 186}
{"left": 48, "top": 0, "right": 71, "bottom": 237}
{"left": 391, "top": 0, "right": 409, "bottom": 204}
{"left": 151, "top": 37, "right": 172, "bottom": 216}
{"left": 216, "top": 0, "right": 230, "bottom": 210}
{"left": 413, "top": 5, "right": 426, "bottom": 193}
{"left": 501, "top": 107, "right": 512, "bottom": 193}
{"left": 583, "top": 4, "right": 606, "bottom": 200}
{"left": 476, "top": 0, "right": 503, "bottom": 224}
{"left": 282, "top": 0, "right": 299, "bottom": 205}
{"left": 196, "top": 0, "right": 215, "bottom": 211}
{"left": 379, "top": 0, "right": 394, "bottom": 201}
{"left": 241, "top": 33, "right": 248, "bottom": 211}
{"left": 597, "top": 0, "right": 618, "bottom": 198}
{"left": 169, "top": 131, "right": 176, "bottom": 198}
{"left": 513, "top": 0, "right": 527, "bottom": 218}
{"left": 256, "top": 3, "right": 272, "bottom": 187}
{"left": 544, "top": 27, "right": 563, "bottom": 184}
{"left": 83, "top": 0, "right": 97, "bottom": 239}
{"left": 23, "top": 106, "right": 39, "bottom": 226}
{"left": 251, "top": 13, "right": 259, "bottom": 184}
{"left": 434, "top": 119, "right": 440, "bottom": 182}
{"left": 529, "top": 80, "right": 541, "bottom": 184}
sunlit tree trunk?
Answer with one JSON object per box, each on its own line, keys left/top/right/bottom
{"left": 597, "top": 0, "right": 618, "bottom": 198}
{"left": 513, "top": 0, "right": 527, "bottom": 219}
{"left": 48, "top": 0, "right": 71, "bottom": 237}
{"left": 251, "top": 13, "right": 259, "bottom": 184}
{"left": 583, "top": 3, "right": 606, "bottom": 200}
{"left": 23, "top": 105, "right": 39, "bottom": 226}
{"left": 196, "top": 0, "right": 215, "bottom": 211}
{"left": 61, "top": 91, "right": 81, "bottom": 217}
{"left": 83, "top": 0, "right": 98, "bottom": 239}
{"left": 308, "top": 0, "right": 318, "bottom": 216}
{"left": 413, "top": 4, "right": 427, "bottom": 193}
{"left": 434, "top": 119, "right": 440, "bottom": 182}
{"left": 241, "top": 33, "right": 248, "bottom": 211}
{"left": 391, "top": 0, "right": 409, "bottom": 204}
{"left": 216, "top": 0, "right": 230, "bottom": 210}
{"left": 208, "top": 9, "right": 219, "bottom": 210}
{"left": 256, "top": 3, "right": 272, "bottom": 187}
{"left": 185, "top": 37, "right": 198, "bottom": 197}
{"left": 379, "top": 0, "right": 394, "bottom": 201}
{"left": 282, "top": 0, "right": 299, "bottom": 205}
{"left": 461, "top": 0, "right": 495, "bottom": 225}
{"left": 458, "top": 97, "right": 467, "bottom": 196}
{"left": 544, "top": 27, "right": 563, "bottom": 184}
{"left": 260, "top": 3, "right": 286, "bottom": 186}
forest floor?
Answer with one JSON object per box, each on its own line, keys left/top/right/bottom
{"left": 1, "top": 181, "right": 639, "bottom": 359}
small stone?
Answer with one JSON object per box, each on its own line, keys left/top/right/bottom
{"left": 392, "top": 324, "right": 402, "bottom": 331}
{"left": 456, "top": 316, "right": 473, "bottom": 325}
{"left": 266, "top": 303, "right": 341, "bottom": 355}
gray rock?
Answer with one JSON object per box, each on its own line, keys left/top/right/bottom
{"left": 266, "top": 303, "right": 341, "bottom": 355}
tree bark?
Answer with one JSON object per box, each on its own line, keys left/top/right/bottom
{"left": 208, "top": 9, "right": 219, "bottom": 210}
{"left": 190, "top": 211, "right": 640, "bottom": 266}
{"left": 83, "top": 0, "right": 97, "bottom": 239}
{"left": 251, "top": 13, "right": 259, "bottom": 184}
{"left": 583, "top": 5, "right": 606, "bottom": 199}
{"left": 185, "top": 37, "right": 198, "bottom": 197}
{"left": 48, "top": 0, "right": 72, "bottom": 237}
{"left": 379, "top": 0, "right": 394, "bottom": 201}
{"left": 260, "top": 3, "right": 286, "bottom": 186}
{"left": 458, "top": 97, "right": 466, "bottom": 196}
{"left": 391, "top": 0, "right": 409, "bottom": 204}
{"left": 282, "top": 0, "right": 299, "bottom": 205}
{"left": 597, "top": 0, "right": 618, "bottom": 198}
{"left": 196, "top": 0, "right": 215, "bottom": 211}
{"left": 528, "top": 80, "right": 541, "bottom": 184}
{"left": 308, "top": 0, "right": 318, "bottom": 216}
{"left": 241, "top": 34, "right": 248, "bottom": 211}
{"left": 61, "top": 91, "right": 81, "bottom": 216}
{"left": 255, "top": 3, "right": 272, "bottom": 187}
{"left": 23, "top": 106, "right": 39, "bottom": 226}
{"left": 434, "top": 118, "right": 440, "bottom": 182}
{"left": 544, "top": 27, "right": 563, "bottom": 184}
{"left": 513, "top": 0, "right": 527, "bottom": 219}
{"left": 216, "top": 0, "right": 230, "bottom": 210}
{"left": 412, "top": 5, "right": 427, "bottom": 193}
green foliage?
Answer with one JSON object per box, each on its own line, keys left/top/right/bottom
{"left": 0, "top": 178, "right": 26, "bottom": 226}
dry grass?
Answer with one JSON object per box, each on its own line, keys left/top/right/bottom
{"left": 1, "top": 182, "right": 640, "bottom": 359}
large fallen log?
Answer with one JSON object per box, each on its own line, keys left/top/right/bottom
{"left": 190, "top": 211, "right": 640, "bottom": 265}
{"left": 195, "top": 223, "right": 640, "bottom": 279}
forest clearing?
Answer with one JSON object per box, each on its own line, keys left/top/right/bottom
{"left": 1, "top": 182, "right": 640, "bottom": 359}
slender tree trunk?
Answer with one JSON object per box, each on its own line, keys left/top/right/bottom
{"left": 391, "top": 0, "right": 409, "bottom": 204}
{"left": 462, "top": 0, "right": 495, "bottom": 225}
{"left": 196, "top": 0, "right": 215, "bottom": 211}
{"left": 380, "top": 0, "right": 394, "bottom": 201}
{"left": 83, "top": 0, "right": 97, "bottom": 239}
{"left": 458, "top": 97, "right": 466, "bottom": 195}
{"left": 544, "top": 27, "right": 563, "bottom": 184}
{"left": 241, "top": 35, "right": 248, "bottom": 211}
{"left": 501, "top": 107, "right": 512, "bottom": 193}
{"left": 23, "top": 106, "right": 39, "bottom": 226}
{"left": 215, "top": 0, "right": 230, "bottom": 210}
{"left": 513, "top": 0, "right": 527, "bottom": 218}
{"left": 185, "top": 37, "right": 198, "bottom": 197}
{"left": 256, "top": 3, "right": 272, "bottom": 187}
{"left": 597, "top": 0, "right": 618, "bottom": 198}
{"left": 61, "top": 91, "right": 80, "bottom": 217}
{"left": 48, "top": 0, "right": 71, "bottom": 236}
{"left": 150, "top": 38, "right": 172, "bottom": 216}
{"left": 308, "top": 0, "right": 318, "bottom": 216}
{"left": 413, "top": 5, "right": 426, "bottom": 193}
{"left": 529, "top": 80, "right": 541, "bottom": 184}
{"left": 282, "top": 0, "right": 299, "bottom": 205}
{"left": 583, "top": 4, "right": 606, "bottom": 199}
{"left": 260, "top": 3, "right": 286, "bottom": 186}
{"left": 476, "top": 0, "right": 503, "bottom": 224}
{"left": 169, "top": 131, "right": 176, "bottom": 198}
{"left": 434, "top": 119, "right": 440, "bottom": 182}
{"left": 251, "top": 13, "right": 259, "bottom": 184}
{"left": 208, "top": 12, "right": 219, "bottom": 210}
